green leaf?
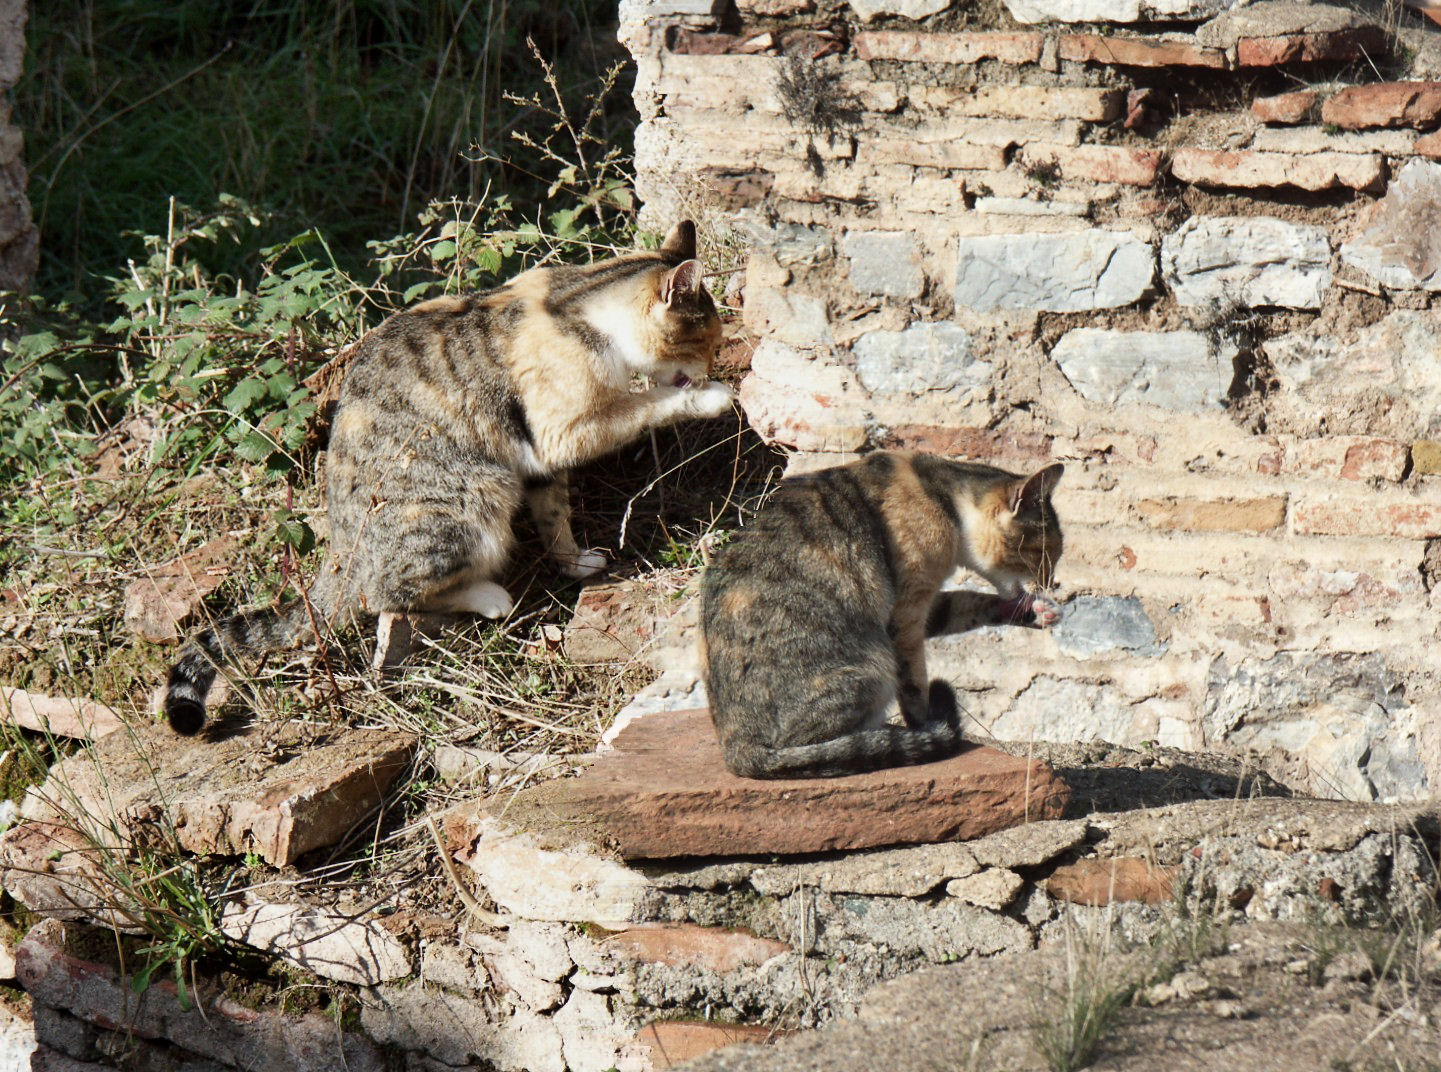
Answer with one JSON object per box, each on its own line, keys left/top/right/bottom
{"left": 223, "top": 378, "right": 267, "bottom": 413}
{"left": 430, "top": 239, "right": 457, "bottom": 262}
{"left": 234, "top": 429, "right": 276, "bottom": 462}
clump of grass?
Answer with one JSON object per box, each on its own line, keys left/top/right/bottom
{"left": 1030, "top": 915, "right": 1138, "bottom": 1072}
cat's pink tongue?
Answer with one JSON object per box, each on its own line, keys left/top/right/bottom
{"left": 999, "top": 592, "right": 1061, "bottom": 627}
{"left": 672, "top": 372, "right": 692, "bottom": 388}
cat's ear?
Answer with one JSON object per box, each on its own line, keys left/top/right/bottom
{"left": 1009, "top": 463, "right": 1064, "bottom": 515}
{"left": 661, "top": 259, "right": 704, "bottom": 306}
{"left": 660, "top": 219, "right": 697, "bottom": 260}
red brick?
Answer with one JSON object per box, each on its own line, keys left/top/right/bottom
{"left": 1292, "top": 500, "right": 1441, "bottom": 539}
{"left": 780, "top": 29, "right": 842, "bottom": 60}
{"left": 1252, "top": 90, "right": 1319, "bottom": 124}
{"left": 854, "top": 30, "right": 1043, "bottom": 64}
{"left": 633, "top": 1022, "right": 782, "bottom": 1068}
{"left": 606, "top": 924, "right": 790, "bottom": 973}
{"left": 882, "top": 425, "right": 1054, "bottom": 464}
{"left": 1046, "top": 858, "right": 1178, "bottom": 906}
{"left": 1059, "top": 33, "right": 1225, "bottom": 68}
{"left": 738, "top": 0, "right": 815, "bottom": 13}
{"left": 1171, "top": 148, "right": 1385, "bottom": 192}
{"left": 667, "top": 29, "right": 739, "bottom": 54}
{"left": 1286, "top": 436, "right": 1409, "bottom": 481}
{"left": 1341, "top": 439, "right": 1410, "bottom": 481}
{"left": 1018, "top": 143, "right": 1162, "bottom": 186}
{"left": 1321, "top": 82, "right": 1441, "bottom": 130}
{"left": 1136, "top": 497, "right": 1288, "bottom": 533}
{"left": 1237, "top": 27, "right": 1386, "bottom": 67}
{"left": 1415, "top": 130, "right": 1441, "bottom": 159}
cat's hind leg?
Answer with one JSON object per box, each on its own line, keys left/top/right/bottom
{"left": 526, "top": 476, "right": 606, "bottom": 579}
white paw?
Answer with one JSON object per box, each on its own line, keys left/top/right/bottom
{"left": 459, "top": 581, "right": 514, "bottom": 619}
{"left": 562, "top": 550, "right": 608, "bottom": 580}
{"left": 686, "top": 381, "right": 736, "bottom": 419}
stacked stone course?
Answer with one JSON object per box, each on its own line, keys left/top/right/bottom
{"left": 621, "top": 0, "right": 1441, "bottom": 802}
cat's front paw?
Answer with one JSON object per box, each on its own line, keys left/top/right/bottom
{"left": 998, "top": 592, "right": 1061, "bottom": 628}
{"left": 685, "top": 381, "right": 736, "bottom": 419}
{"left": 561, "top": 549, "right": 608, "bottom": 580}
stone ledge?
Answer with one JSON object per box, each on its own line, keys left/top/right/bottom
{"left": 467, "top": 709, "right": 1069, "bottom": 860}
{"left": 853, "top": 30, "right": 1044, "bottom": 64}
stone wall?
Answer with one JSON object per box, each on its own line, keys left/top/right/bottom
{"left": 620, "top": 0, "right": 1441, "bottom": 802}
{"left": 0, "top": 0, "right": 33, "bottom": 292}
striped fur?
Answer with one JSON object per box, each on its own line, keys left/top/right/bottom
{"left": 701, "top": 451, "right": 1064, "bottom": 780}
{"left": 165, "top": 221, "right": 730, "bottom": 734}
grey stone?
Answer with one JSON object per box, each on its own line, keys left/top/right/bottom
{"left": 954, "top": 231, "right": 1154, "bottom": 312}
{"left": 737, "top": 221, "right": 834, "bottom": 267}
{"left": 505, "top": 921, "right": 574, "bottom": 982}
{"left": 807, "top": 892, "right": 1033, "bottom": 960}
{"left": 1162, "top": 216, "right": 1331, "bottom": 309}
{"left": 1004, "top": 0, "right": 1235, "bottom": 24}
{"left": 1204, "top": 652, "right": 1427, "bottom": 802}
{"left": 745, "top": 288, "right": 834, "bottom": 348}
{"left": 945, "top": 868, "right": 1025, "bottom": 910}
{"left": 457, "top": 816, "right": 649, "bottom": 926}
{"left": 1051, "top": 328, "right": 1236, "bottom": 411}
{"left": 421, "top": 942, "right": 486, "bottom": 994}
{"left": 850, "top": 0, "right": 952, "bottom": 19}
{"left": 991, "top": 676, "right": 1140, "bottom": 745}
{"left": 1054, "top": 596, "right": 1167, "bottom": 658}
{"left": 1264, "top": 310, "right": 1441, "bottom": 437}
{"left": 1340, "top": 160, "right": 1441, "bottom": 291}
{"left": 0, "top": 1002, "right": 33, "bottom": 1072}
{"left": 219, "top": 902, "right": 413, "bottom": 987}
{"left": 842, "top": 231, "right": 924, "bottom": 299}
{"left": 486, "top": 952, "right": 564, "bottom": 1012}
{"left": 1196, "top": 1, "right": 1373, "bottom": 47}
{"left": 363, "top": 983, "right": 564, "bottom": 1072}
{"left": 750, "top": 841, "right": 981, "bottom": 897}
{"left": 852, "top": 322, "right": 990, "bottom": 395}
{"left": 553, "top": 988, "right": 630, "bottom": 1072}
{"left": 643, "top": 859, "right": 762, "bottom": 890}
{"left": 967, "top": 819, "right": 1090, "bottom": 869}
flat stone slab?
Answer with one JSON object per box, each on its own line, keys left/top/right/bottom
{"left": 487, "top": 709, "right": 1070, "bottom": 859}
{"left": 22, "top": 722, "right": 415, "bottom": 866}
{"left": 1, "top": 687, "right": 124, "bottom": 739}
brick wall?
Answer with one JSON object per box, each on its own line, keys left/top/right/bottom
{"left": 0, "top": 0, "right": 34, "bottom": 292}
{"left": 620, "top": 0, "right": 1441, "bottom": 801}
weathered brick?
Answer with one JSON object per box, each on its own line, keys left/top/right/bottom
{"left": 605, "top": 924, "right": 790, "bottom": 973}
{"left": 1046, "top": 858, "right": 1178, "bottom": 906}
{"left": 1136, "top": 497, "right": 1288, "bottom": 533}
{"left": 1237, "top": 27, "right": 1386, "bottom": 67}
{"left": 697, "top": 166, "right": 773, "bottom": 208}
{"left": 738, "top": 0, "right": 815, "bottom": 13}
{"left": 1170, "top": 148, "right": 1385, "bottom": 192}
{"left": 1292, "top": 500, "right": 1441, "bottom": 539}
{"left": 1321, "top": 82, "right": 1441, "bottom": 130}
{"left": 1414, "top": 440, "right": 1441, "bottom": 474}
{"left": 879, "top": 425, "right": 1054, "bottom": 464}
{"left": 1059, "top": 33, "right": 1226, "bottom": 68}
{"left": 1286, "top": 436, "right": 1410, "bottom": 481}
{"left": 1417, "top": 131, "right": 1441, "bottom": 159}
{"left": 1252, "top": 90, "right": 1319, "bottom": 124}
{"left": 1250, "top": 126, "right": 1417, "bottom": 155}
{"left": 860, "top": 139, "right": 1008, "bottom": 170}
{"left": 909, "top": 85, "right": 1124, "bottom": 121}
{"left": 1018, "top": 143, "right": 1162, "bottom": 185}
{"left": 853, "top": 30, "right": 1044, "bottom": 64}
{"left": 632, "top": 1022, "right": 782, "bottom": 1068}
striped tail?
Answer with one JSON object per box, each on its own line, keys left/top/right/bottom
{"left": 164, "top": 598, "right": 319, "bottom": 735}
{"left": 723, "top": 681, "right": 963, "bottom": 780}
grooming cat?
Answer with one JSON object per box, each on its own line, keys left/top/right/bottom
{"left": 165, "top": 221, "right": 731, "bottom": 734}
{"left": 701, "top": 451, "right": 1064, "bottom": 779}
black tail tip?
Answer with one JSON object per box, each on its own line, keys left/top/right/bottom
{"left": 927, "top": 680, "right": 960, "bottom": 732}
{"left": 165, "top": 699, "right": 205, "bottom": 736}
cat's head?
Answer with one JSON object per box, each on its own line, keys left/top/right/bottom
{"left": 619, "top": 220, "right": 724, "bottom": 386}
{"left": 976, "top": 463, "right": 1064, "bottom": 596}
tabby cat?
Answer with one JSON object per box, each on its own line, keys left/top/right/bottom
{"left": 165, "top": 221, "right": 732, "bottom": 734}
{"left": 701, "top": 451, "right": 1064, "bottom": 779}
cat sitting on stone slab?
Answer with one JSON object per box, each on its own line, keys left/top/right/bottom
{"left": 164, "top": 221, "right": 733, "bottom": 735}
{"left": 701, "top": 451, "right": 1064, "bottom": 779}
